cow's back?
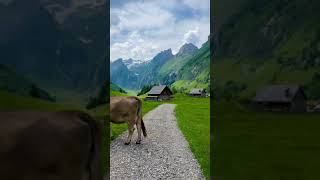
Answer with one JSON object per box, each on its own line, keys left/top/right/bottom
{"left": 0, "top": 111, "right": 101, "bottom": 180}
{"left": 110, "top": 96, "right": 139, "bottom": 123}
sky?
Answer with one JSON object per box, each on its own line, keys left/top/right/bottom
{"left": 110, "top": 0, "right": 210, "bottom": 62}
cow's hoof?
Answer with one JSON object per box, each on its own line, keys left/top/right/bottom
{"left": 124, "top": 142, "right": 130, "bottom": 145}
{"left": 136, "top": 140, "right": 141, "bottom": 144}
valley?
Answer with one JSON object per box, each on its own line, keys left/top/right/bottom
{"left": 213, "top": 0, "right": 320, "bottom": 101}
{"left": 0, "top": 0, "right": 108, "bottom": 107}
{"left": 110, "top": 40, "right": 210, "bottom": 93}
{"left": 213, "top": 1, "right": 320, "bottom": 179}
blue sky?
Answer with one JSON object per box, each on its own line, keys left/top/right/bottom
{"left": 110, "top": 0, "right": 210, "bottom": 62}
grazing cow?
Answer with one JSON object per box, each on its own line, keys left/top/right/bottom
{"left": 110, "top": 96, "right": 147, "bottom": 145}
{"left": 0, "top": 111, "right": 102, "bottom": 180}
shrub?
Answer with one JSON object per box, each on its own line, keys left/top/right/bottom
{"left": 137, "top": 84, "right": 156, "bottom": 96}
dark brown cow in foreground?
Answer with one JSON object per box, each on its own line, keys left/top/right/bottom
{"left": 110, "top": 96, "right": 147, "bottom": 145}
{"left": 0, "top": 111, "right": 102, "bottom": 180}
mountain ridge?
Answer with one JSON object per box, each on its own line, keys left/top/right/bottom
{"left": 0, "top": 64, "right": 55, "bottom": 101}
{"left": 213, "top": 0, "right": 320, "bottom": 100}
{"left": 0, "top": 0, "right": 108, "bottom": 98}
{"left": 176, "top": 43, "right": 199, "bottom": 57}
{"left": 111, "top": 41, "right": 210, "bottom": 92}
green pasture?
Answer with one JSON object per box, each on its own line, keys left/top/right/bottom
{"left": 213, "top": 100, "right": 320, "bottom": 180}
{"left": 1, "top": 90, "right": 209, "bottom": 178}
{"left": 110, "top": 92, "right": 210, "bottom": 179}
{"left": 0, "top": 90, "right": 68, "bottom": 111}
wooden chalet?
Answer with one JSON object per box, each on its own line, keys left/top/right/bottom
{"left": 252, "top": 85, "right": 307, "bottom": 112}
{"left": 145, "top": 85, "right": 173, "bottom": 101}
{"left": 313, "top": 104, "right": 320, "bottom": 112}
{"left": 189, "top": 88, "right": 206, "bottom": 97}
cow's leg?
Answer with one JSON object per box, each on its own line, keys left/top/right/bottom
{"left": 136, "top": 117, "right": 142, "bottom": 144}
{"left": 125, "top": 123, "right": 135, "bottom": 145}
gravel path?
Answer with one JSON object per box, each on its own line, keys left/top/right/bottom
{"left": 109, "top": 104, "right": 204, "bottom": 180}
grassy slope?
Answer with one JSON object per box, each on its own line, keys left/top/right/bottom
{"left": 0, "top": 90, "right": 67, "bottom": 111}
{"left": 0, "top": 65, "right": 33, "bottom": 96}
{"left": 213, "top": 0, "right": 254, "bottom": 35}
{"left": 215, "top": 0, "right": 320, "bottom": 99}
{"left": 109, "top": 92, "right": 210, "bottom": 179}
{"left": 214, "top": 56, "right": 320, "bottom": 99}
{"left": 171, "top": 42, "right": 210, "bottom": 92}
{"left": 214, "top": 1, "right": 320, "bottom": 179}
{"left": 213, "top": 101, "right": 320, "bottom": 180}
{"left": 110, "top": 90, "right": 126, "bottom": 96}
{"left": 214, "top": 58, "right": 276, "bottom": 97}
{"left": 178, "top": 42, "right": 210, "bottom": 81}
{"left": 158, "top": 55, "right": 192, "bottom": 78}
{"left": 172, "top": 79, "right": 209, "bottom": 93}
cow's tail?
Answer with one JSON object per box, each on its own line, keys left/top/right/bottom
{"left": 134, "top": 97, "right": 147, "bottom": 137}
{"left": 141, "top": 119, "right": 147, "bottom": 137}
{"left": 77, "top": 112, "right": 102, "bottom": 180}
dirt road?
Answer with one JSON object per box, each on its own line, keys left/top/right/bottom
{"left": 109, "top": 104, "right": 204, "bottom": 180}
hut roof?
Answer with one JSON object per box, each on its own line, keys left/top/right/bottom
{"left": 253, "top": 85, "right": 305, "bottom": 103}
{"left": 314, "top": 104, "right": 320, "bottom": 110}
{"left": 189, "top": 88, "right": 205, "bottom": 95}
{"left": 147, "top": 85, "right": 172, "bottom": 95}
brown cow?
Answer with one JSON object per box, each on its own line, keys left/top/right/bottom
{"left": 0, "top": 111, "right": 102, "bottom": 180}
{"left": 110, "top": 96, "right": 147, "bottom": 145}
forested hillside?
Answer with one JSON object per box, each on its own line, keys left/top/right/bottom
{"left": 0, "top": 0, "right": 108, "bottom": 98}
{"left": 213, "top": 0, "right": 320, "bottom": 100}
{"left": 111, "top": 40, "right": 210, "bottom": 93}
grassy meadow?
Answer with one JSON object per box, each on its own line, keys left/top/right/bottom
{"left": 173, "top": 94, "right": 210, "bottom": 179}
{"left": 110, "top": 92, "right": 210, "bottom": 179}
{"left": 213, "top": 100, "right": 320, "bottom": 180}
{"left": 0, "top": 90, "right": 68, "bottom": 111}
{"left": 0, "top": 89, "right": 210, "bottom": 178}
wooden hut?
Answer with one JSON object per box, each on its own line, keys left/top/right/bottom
{"left": 252, "top": 85, "right": 307, "bottom": 112}
{"left": 189, "top": 88, "right": 206, "bottom": 97}
{"left": 145, "top": 85, "right": 173, "bottom": 101}
{"left": 314, "top": 104, "right": 320, "bottom": 112}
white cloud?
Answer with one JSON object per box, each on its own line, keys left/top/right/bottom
{"left": 112, "top": 2, "right": 175, "bottom": 32}
{"left": 183, "top": 0, "right": 210, "bottom": 11}
{"left": 110, "top": 25, "right": 120, "bottom": 36}
{"left": 183, "top": 27, "right": 200, "bottom": 45}
{"left": 110, "top": 0, "right": 210, "bottom": 62}
{"left": 111, "top": 31, "right": 161, "bottom": 61}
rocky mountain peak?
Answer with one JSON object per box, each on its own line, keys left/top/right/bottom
{"left": 151, "top": 48, "right": 174, "bottom": 65}
{"left": 177, "top": 43, "right": 198, "bottom": 56}
{"left": 111, "top": 58, "right": 126, "bottom": 67}
{"left": 155, "top": 48, "right": 173, "bottom": 59}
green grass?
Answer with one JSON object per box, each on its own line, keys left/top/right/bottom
{"left": 172, "top": 80, "right": 209, "bottom": 93}
{"left": 213, "top": 100, "right": 320, "bottom": 180}
{"left": 158, "top": 55, "right": 192, "bottom": 78}
{"left": 110, "top": 93, "right": 210, "bottom": 179}
{"left": 173, "top": 94, "right": 210, "bottom": 179}
{"left": 110, "top": 90, "right": 127, "bottom": 96}
{"left": 214, "top": 57, "right": 320, "bottom": 98}
{"left": 123, "top": 89, "right": 138, "bottom": 96}
{"left": 0, "top": 90, "right": 68, "bottom": 111}
{"left": 46, "top": 88, "right": 91, "bottom": 109}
